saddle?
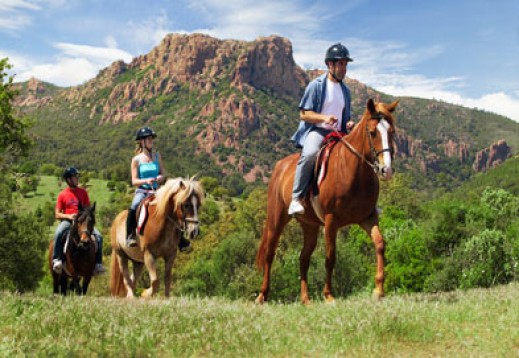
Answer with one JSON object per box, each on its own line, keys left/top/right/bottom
{"left": 136, "top": 195, "right": 156, "bottom": 235}
{"left": 312, "top": 131, "right": 347, "bottom": 195}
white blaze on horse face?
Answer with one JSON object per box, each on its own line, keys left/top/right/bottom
{"left": 377, "top": 119, "right": 393, "bottom": 180}
{"left": 186, "top": 195, "right": 200, "bottom": 239}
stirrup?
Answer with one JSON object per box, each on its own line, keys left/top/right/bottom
{"left": 126, "top": 234, "right": 138, "bottom": 248}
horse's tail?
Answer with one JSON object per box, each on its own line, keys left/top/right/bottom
{"left": 110, "top": 213, "right": 127, "bottom": 297}
{"left": 110, "top": 251, "right": 127, "bottom": 297}
{"left": 255, "top": 171, "right": 288, "bottom": 271}
{"left": 255, "top": 224, "right": 270, "bottom": 271}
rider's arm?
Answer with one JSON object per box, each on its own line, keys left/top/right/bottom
{"left": 55, "top": 206, "right": 74, "bottom": 221}
{"left": 300, "top": 110, "right": 337, "bottom": 126}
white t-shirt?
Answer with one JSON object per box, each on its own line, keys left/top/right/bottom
{"left": 317, "top": 78, "right": 345, "bottom": 130}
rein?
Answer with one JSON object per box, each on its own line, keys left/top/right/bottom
{"left": 332, "top": 125, "right": 379, "bottom": 173}
{"left": 332, "top": 114, "right": 393, "bottom": 175}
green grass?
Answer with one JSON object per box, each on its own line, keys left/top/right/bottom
{"left": 15, "top": 176, "right": 115, "bottom": 214}
{"left": 1, "top": 283, "right": 518, "bottom": 356}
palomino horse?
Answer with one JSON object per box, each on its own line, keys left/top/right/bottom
{"left": 48, "top": 204, "right": 97, "bottom": 295}
{"left": 110, "top": 177, "right": 204, "bottom": 298}
{"left": 256, "top": 99, "right": 399, "bottom": 304}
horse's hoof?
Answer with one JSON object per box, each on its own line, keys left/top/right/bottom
{"left": 372, "top": 288, "right": 384, "bottom": 300}
{"left": 301, "top": 298, "right": 313, "bottom": 306}
{"left": 255, "top": 294, "right": 265, "bottom": 305}
{"left": 141, "top": 288, "right": 153, "bottom": 298}
{"left": 325, "top": 296, "right": 336, "bottom": 305}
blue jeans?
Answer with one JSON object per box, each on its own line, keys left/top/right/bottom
{"left": 292, "top": 128, "right": 331, "bottom": 199}
{"left": 52, "top": 220, "right": 103, "bottom": 265}
{"left": 130, "top": 189, "right": 153, "bottom": 210}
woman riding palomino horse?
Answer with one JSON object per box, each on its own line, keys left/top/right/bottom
{"left": 48, "top": 204, "right": 97, "bottom": 295}
{"left": 125, "top": 126, "right": 192, "bottom": 252}
{"left": 110, "top": 177, "right": 204, "bottom": 298}
{"left": 256, "top": 92, "right": 399, "bottom": 303}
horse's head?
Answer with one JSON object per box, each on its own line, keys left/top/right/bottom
{"left": 156, "top": 178, "right": 205, "bottom": 241}
{"left": 363, "top": 99, "right": 399, "bottom": 181}
{"left": 73, "top": 202, "right": 96, "bottom": 249}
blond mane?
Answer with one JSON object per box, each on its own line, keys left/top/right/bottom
{"left": 153, "top": 177, "right": 204, "bottom": 219}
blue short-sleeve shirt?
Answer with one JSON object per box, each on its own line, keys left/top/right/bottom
{"left": 291, "top": 73, "right": 352, "bottom": 148}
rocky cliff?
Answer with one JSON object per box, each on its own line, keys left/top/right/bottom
{"left": 13, "top": 33, "right": 519, "bottom": 185}
{"left": 472, "top": 140, "right": 512, "bottom": 172}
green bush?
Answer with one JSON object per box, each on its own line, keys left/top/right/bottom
{"left": 0, "top": 211, "right": 48, "bottom": 292}
{"left": 459, "top": 229, "right": 512, "bottom": 288}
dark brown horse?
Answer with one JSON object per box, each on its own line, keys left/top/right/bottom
{"left": 110, "top": 178, "right": 204, "bottom": 298}
{"left": 48, "top": 204, "right": 97, "bottom": 295}
{"left": 256, "top": 99, "right": 399, "bottom": 304}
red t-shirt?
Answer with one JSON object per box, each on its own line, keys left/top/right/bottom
{"left": 56, "top": 187, "right": 91, "bottom": 215}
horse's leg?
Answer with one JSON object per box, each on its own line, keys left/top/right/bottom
{"left": 323, "top": 215, "right": 339, "bottom": 303}
{"left": 163, "top": 255, "right": 176, "bottom": 298}
{"left": 82, "top": 276, "right": 92, "bottom": 295}
{"left": 141, "top": 250, "right": 159, "bottom": 298}
{"left": 132, "top": 262, "right": 145, "bottom": 292}
{"left": 60, "top": 276, "right": 67, "bottom": 296}
{"left": 52, "top": 273, "right": 60, "bottom": 294}
{"left": 360, "top": 217, "right": 385, "bottom": 299}
{"left": 117, "top": 254, "right": 136, "bottom": 298}
{"left": 299, "top": 222, "right": 320, "bottom": 305}
{"left": 255, "top": 204, "right": 290, "bottom": 304}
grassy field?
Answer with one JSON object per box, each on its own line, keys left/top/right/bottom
{"left": 1, "top": 283, "right": 518, "bottom": 356}
{"left": 14, "top": 176, "right": 114, "bottom": 214}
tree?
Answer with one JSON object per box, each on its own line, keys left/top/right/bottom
{"left": 0, "top": 58, "right": 47, "bottom": 291}
{"left": 0, "top": 58, "right": 32, "bottom": 167}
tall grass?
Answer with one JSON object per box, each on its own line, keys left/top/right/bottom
{"left": 1, "top": 283, "right": 518, "bottom": 356}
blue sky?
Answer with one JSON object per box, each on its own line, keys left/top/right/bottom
{"left": 1, "top": 0, "right": 519, "bottom": 121}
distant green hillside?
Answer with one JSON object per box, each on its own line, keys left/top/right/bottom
{"left": 15, "top": 176, "right": 115, "bottom": 215}
{"left": 440, "top": 156, "right": 519, "bottom": 202}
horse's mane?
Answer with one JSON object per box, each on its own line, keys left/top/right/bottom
{"left": 154, "top": 177, "right": 204, "bottom": 219}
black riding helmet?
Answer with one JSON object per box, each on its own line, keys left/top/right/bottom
{"left": 135, "top": 126, "right": 157, "bottom": 141}
{"left": 324, "top": 43, "right": 353, "bottom": 64}
{"left": 63, "top": 167, "right": 79, "bottom": 179}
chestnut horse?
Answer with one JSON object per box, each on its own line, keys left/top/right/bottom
{"left": 48, "top": 204, "right": 97, "bottom": 295}
{"left": 110, "top": 177, "right": 204, "bottom": 298}
{"left": 256, "top": 99, "right": 399, "bottom": 304}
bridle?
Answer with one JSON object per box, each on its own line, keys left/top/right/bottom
{"left": 166, "top": 195, "right": 200, "bottom": 233}
{"left": 333, "top": 113, "right": 394, "bottom": 175}
{"left": 70, "top": 212, "right": 93, "bottom": 246}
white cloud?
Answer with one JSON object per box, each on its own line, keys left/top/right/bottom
{"left": 0, "top": 0, "right": 40, "bottom": 12}
{"left": 53, "top": 42, "right": 133, "bottom": 64}
{"left": 8, "top": 42, "right": 133, "bottom": 86}
{"left": 126, "top": 10, "right": 173, "bottom": 54}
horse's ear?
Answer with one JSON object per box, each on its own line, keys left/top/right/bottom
{"left": 367, "top": 99, "right": 376, "bottom": 114}
{"left": 387, "top": 99, "right": 400, "bottom": 113}
{"left": 179, "top": 180, "right": 186, "bottom": 190}
{"left": 78, "top": 202, "right": 83, "bottom": 212}
{"left": 92, "top": 202, "right": 96, "bottom": 212}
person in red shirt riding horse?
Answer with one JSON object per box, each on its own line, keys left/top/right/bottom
{"left": 51, "top": 167, "right": 106, "bottom": 275}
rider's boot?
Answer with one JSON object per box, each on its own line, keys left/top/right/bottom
{"left": 178, "top": 232, "right": 193, "bottom": 253}
{"left": 126, "top": 209, "right": 138, "bottom": 248}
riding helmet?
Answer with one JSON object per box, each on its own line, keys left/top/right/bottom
{"left": 63, "top": 167, "right": 80, "bottom": 179}
{"left": 135, "top": 126, "right": 157, "bottom": 140}
{"left": 324, "top": 43, "right": 353, "bottom": 64}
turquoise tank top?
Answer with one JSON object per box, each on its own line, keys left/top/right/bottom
{"left": 138, "top": 153, "right": 160, "bottom": 190}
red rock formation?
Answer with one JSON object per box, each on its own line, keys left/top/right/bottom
{"left": 472, "top": 139, "right": 511, "bottom": 172}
